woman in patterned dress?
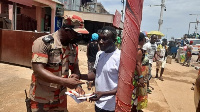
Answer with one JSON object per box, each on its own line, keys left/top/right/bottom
{"left": 131, "top": 32, "right": 149, "bottom": 112}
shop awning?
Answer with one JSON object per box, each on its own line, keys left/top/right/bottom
{"left": 64, "top": 10, "right": 124, "bottom": 30}
{"left": 8, "top": 0, "right": 33, "bottom": 7}
{"left": 64, "top": 10, "right": 114, "bottom": 23}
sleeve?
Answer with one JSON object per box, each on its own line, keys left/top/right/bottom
{"left": 31, "top": 38, "right": 49, "bottom": 64}
{"left": 143, "top": 43, "right": 148, "bottom": 50}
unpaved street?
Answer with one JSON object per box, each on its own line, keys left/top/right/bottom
{"left": 0, "top": 46, "right": 198, "bottom": 112}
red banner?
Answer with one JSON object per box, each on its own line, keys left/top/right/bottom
{"left": 113, "top": 10, "right": 122, "bottom": 28}
{"left": 115, "top": 0, "right": 144, "bottom": 112}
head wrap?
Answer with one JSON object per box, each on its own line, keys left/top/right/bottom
{"left": 91, "top": 33, "right": 99, "bottom": 41}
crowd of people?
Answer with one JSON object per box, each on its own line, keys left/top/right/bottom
{"left": 29, "top": 14, "right": 199, "bottom": 112}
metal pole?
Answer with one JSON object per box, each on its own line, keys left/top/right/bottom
{"left": 196, "top": 15, "right": 199, "bottom": 38}
{"left": 189, "top": 14, "right": 200, "bottom": 38}
{"left": 158, "top": 0, "right": 165, "bottom": 31}
{"left": 13, "top": 2, "right": 17, "bottom": 30}
{"left": 188, "top": 22, "right": 191, "bottom": 35}
{"left": 121, "top": 0, "right": 125, "bottom": 20}
{"left": 94, "top": 0, "right": 97, "bottom": 13}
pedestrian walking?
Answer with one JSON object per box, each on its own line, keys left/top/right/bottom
{"left": 143, "top": 34, "right": 157, "bottom": 93}
{"left": 155, "top": 42, "right": 168, "bottom": 81}
{"left": 182, "top": 41, "right": 193, "bottom": 67}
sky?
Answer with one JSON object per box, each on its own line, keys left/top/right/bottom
{"left": 98, "top": 0, "right": 200, "bottom": 40}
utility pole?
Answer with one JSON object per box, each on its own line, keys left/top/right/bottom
{"left": 149, "top": 0, "right": 166, "bottom": 32}
{"left": 188, "top": 22, "right": 197, "bottom": 35}
{"left": 158, "top": 0, "right": 166, "bottom": 31}
{"left": 94, "top": 0, "right": 97, "bottom": 13}
{"left": 121, "top": 0, "right": 125, "bottom": 20}
{"left": 189, "top": 14, "right": 200, "bottom": 38}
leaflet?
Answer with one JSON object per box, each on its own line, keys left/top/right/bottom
{"left": 65, "top": 90, "right": 95, "bottom": 103}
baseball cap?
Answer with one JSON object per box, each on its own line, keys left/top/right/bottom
{"left": 63, "top": 15, "right": 89, "bottom": 34}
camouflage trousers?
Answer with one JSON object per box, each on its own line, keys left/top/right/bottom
{"left": 31, "top": 95, "right": 67, "bottom": 112}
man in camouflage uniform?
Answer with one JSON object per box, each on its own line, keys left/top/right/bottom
{"left": 30, "top": 15, "right": 89, "bottom": 112}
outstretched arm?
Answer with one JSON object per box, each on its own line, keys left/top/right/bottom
{"left": 32, "top": 63, "right": 83, "bottom": 89}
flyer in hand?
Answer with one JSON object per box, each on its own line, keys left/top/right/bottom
{"left": 65, "top": 90, "right": 95, "bottom": 104}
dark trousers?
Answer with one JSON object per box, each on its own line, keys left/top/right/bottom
{"left": 95, "top": 105, "right": 114, "bottom": 112}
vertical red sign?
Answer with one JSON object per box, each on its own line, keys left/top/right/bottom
{"left": 113, "top": 10, "right": 122, "bottom": 28}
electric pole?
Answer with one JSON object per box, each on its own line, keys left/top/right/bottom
{"left": 150, "top": 0, "right": 166, "bottom": 32}
{"left": 121, "top": 0, "right": 125, "bottom": 20}
{"left": 158, "top": 0, "right": 166, "bottom": 31}
{"left": 94, "top": 0, "right": 97, "bottom": 13}
{"left": 189, "top": 14, "right": 200, "bottom": 38}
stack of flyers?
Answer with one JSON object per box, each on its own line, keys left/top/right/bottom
{"left": 65, "top": 90, "right": 95, "bottom": 103}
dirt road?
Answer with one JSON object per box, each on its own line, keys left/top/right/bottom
{"left": 0, "top": 46, "right": 198, "bottom": 112}
{"left": 150, "top": 57, "right": 198, "bottom": 112}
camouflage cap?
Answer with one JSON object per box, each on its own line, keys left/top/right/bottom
{"left": 63, "top": 15, "right": 89, "bottom": 34}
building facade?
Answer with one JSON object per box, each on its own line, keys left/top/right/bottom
{"left": 0, "top": 0, "right": 64, "bottom": 33}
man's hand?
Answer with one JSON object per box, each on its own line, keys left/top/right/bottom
{"left": 69, "top": 74, "right": 80, "bottom": 79}
{"left": 75, "top": 86, "right": 85, "bottom": 96}
{"left": 89, "top": 91, "right": 104, "bottom": 102}
{"left": 62, "top": 78, "right": 84, "bottom": 89}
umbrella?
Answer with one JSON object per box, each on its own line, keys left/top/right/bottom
{"left": 147, "top": 31, "right": 165, "bottom": 39}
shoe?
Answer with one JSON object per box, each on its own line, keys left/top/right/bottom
{"left": 147, "top": 88, "right": 152, "bottom": 94}
{"left": 159, "top": 77, "right": 164, "bottom": 81}
{"left": 155, "top": 75, "right": 158, "bottom": 78}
